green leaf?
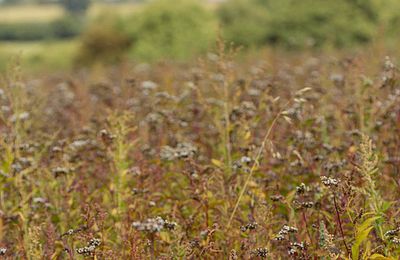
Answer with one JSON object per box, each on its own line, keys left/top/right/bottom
{"left": 211, "top": 158, "right": 224, "bottom": 168}
{"left": 357, "top": 216, "right": 381, "bottom": 233}
{"left": 352, "top": 216, "right": 381, "bottom": 260}
{"left": 369, "top": 253, "right": 393, "bottom": 260}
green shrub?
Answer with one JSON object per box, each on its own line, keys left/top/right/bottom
{"left": 265, "top": 0, "right": 375, "bottom": 49}
{"left": 51, "top": 15, "right": 83, "bottom": 39}
{"left": 218, "top": 0, "right": 378, "bottom": 49}
{"left": 61, "top": 0, "right": 91, "bottom": 15}
{"left": 75, "top": 13, "right": 132, "bottom": 65}
{"left": 0, "top": 22, "right": 53, "bottom": 41}
{"left": 0, "top": 16, "right": 82, "bottom": 41}
{"left": 128, "top": 0, "right": 217, "bottom": 61}
{"left": 217, "top": 0, "right": 269, "bottom": 48}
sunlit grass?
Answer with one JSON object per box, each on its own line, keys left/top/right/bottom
{"left": 0, "top": 4, "right": 64, "bottom": 23}
{"left": 0, "top": 40, "right": 78, "bottom": 72}
{"left": 0, "top": 3, "right": 144, "bottom": 24}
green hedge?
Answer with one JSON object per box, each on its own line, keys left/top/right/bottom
{"left": 0, "top": 22, "right": 53, "bottom": 41}
{"left": 0, "top": 16, "right": 82, "bottom": 41}
{"left": 217, "top": 0, "right": 384, "bottom": 49}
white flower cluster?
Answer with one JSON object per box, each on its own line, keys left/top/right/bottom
{"left": 0, "top": 248, "right": 6, "bottom": 256}
{"left": 321, "top": 176, "right": 340, "bottom": 187}
{"left": 76, "top": 238, "right": 101, "bottom": 256}
{"left": 275, "top": 225, "right": 298, "bottom": 241}
{"left": 160, "top": 143, "right": 197, "bottom": 161}
{"left": 252, "top": 247, "right": 268, "bottom": 257}
{"left": 132, "top": 216, "right": 177, "bottom": 233}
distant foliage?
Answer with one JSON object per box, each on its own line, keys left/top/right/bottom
{"left": 51, "top": 15, "right": 83, "bottom": 39}
{"left": 128, "top": 0, "right": 217, "bottom": 61}
{"left": 0, "top": 16, "right": 82, "bottom": 41}
{"left": 0, "top": 23, "right": 53, "bottom": 41}
{"left": 61, "top": 0, "right": 91, "bottom": 14}
{"left": 218, "top": 0, "right": 384, "bottom": 49}
{"left": 75, "top": 13, "right": 132, "bottom": 64}
{"left": 217, "top": 0, "right": 269, "bottom": 48}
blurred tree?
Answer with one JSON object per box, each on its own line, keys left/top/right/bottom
{"left": 61, "top": 0, "right": 91, "bottom": 14}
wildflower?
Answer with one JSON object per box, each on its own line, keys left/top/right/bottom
{"left": 51, "top": 146, "right": 63, "bottom": 153}
{"left": 141, "top": 81, "right": 158, "bottom": 91}
{"left": 160, "top": 142, "right": 197, "bottom": 161}
{"left": 240, "top": 156, "right": 252, "bottom": 165}
{"left": 229, "top": 249, "right": 238, "bottom": 260}
{"left": 164, "top": 220, "right": 178, "bottom": 230}
{"left": 76, "top": 238, "right": 101, "bottom": 256}
{"left": 189, "top": 239, "right": 200, "bottom": 248}
{"left": 60, "top": 226, "right": 87, "bottom": 238}
{"left": 32, "top": 197, "right": 52, "bottom": 209}
{"left": 288, "top": 248, "right": 297, "bottom": 255}
{"left": 99, "top": 129, "right": 115, "bottom": 144}
{"left": 76, "top": 246, "right": 96, "bottom": 256}
{"left": 330, "top": 73, "right": 345, "bottom": 87}
{"left": 52, "top": 167, "right": 70, "bottom": 177}
{"left": 300, "top": 201, "right": 314, "bottom": 209}
{"left": 384, "top": 56, "right": 395, "bottom": 71}
{"left": 10, "top": 112, "right": 30, "bottom": 122}
{"left": 127, "top": 167, "right": 141, "bottom": 176}
{"left": 296, "top": 183, "right": 307, "bottom": 194}
{"left": 240, "top": 222, "right": 258, "bottom": 232}
{"left": 321, "top": 176, "right": 340, "bottom": 187}
{"left": 270, "top": 195, "right": 284, "bottom": 202}
{"left": 391, "top": 237, "right": 400, "bottom": 245}
{"left": 291, "top": 242, "right": 306, "bottom": 250}
{"left": 132, "top": 188, "right": 149, "bottom": 195}
{"left": 69, "top": 139, "right": 90, "bottom": 151}
{"left": 275, "top": 225, "right": 298, "bottom": 240}
{"left": 313, "top": 155, "right": 325, "bottom": 161}
{"left": 252, "top": 247, "right": 268, "bottom": 258}
{"left": 132, "top": 217, "right": 177, "bottom": 233}
{"left": 0, "top": 248, "right": 6, "bottom": 255}
{"left": 384, "top": 228, "right": 400, "bottom": 238}
{"left": 89, "top": 238, "right": 101, "bottom": 247}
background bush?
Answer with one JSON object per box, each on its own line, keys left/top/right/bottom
{"left": 0, "top": 16, "right": 82, "bottom": 41}
{"left": 218, "top": 0, "right": 384, "bottom": 49}
{"left": 217, "top": 0, "right": 269, "bottom": 48}
{"left": 0, "top": 22, "right": 53, "bottom": 41}
{"left": 127, "top": 0, "right": 217, "bottom": 61}
{"left": 75, "top": 13, "right": 132, "bottom": 65}
{"left": 51, "top": 15, "right": 83, "bottom": 39}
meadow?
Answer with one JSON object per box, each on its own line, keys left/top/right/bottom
{"left": 1, "top": 0, "right": 400, "bottom": 259}
{"left": 0, "top": 40, "right": 400, "bottom": 259}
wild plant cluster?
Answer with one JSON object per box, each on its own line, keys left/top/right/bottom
{"left": 0, "top": 45, "right": 400, "bottom": 259}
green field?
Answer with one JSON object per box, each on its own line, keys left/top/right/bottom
{"left": 0, "top": 3, "right": 142, "bottom": 23}
{"left": 0, "top": 3, "right": 144, "bottom": 72}
{"left": 0, "top": 40, "right": 78, "bottom": 72}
